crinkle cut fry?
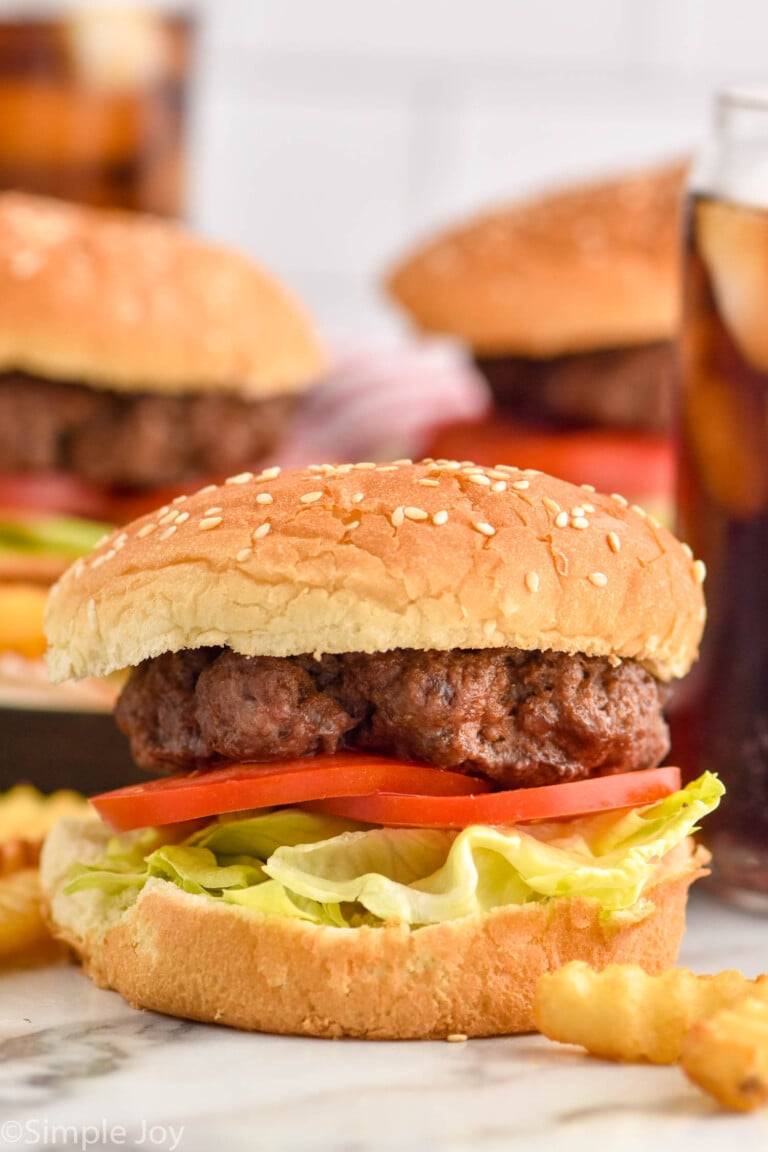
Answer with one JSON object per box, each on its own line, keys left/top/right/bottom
{"left": 533, "top": 961, "right": 768, "bottom": 1064}
{"left": 681, "top": 993, "right": 768, "bottom": 1112}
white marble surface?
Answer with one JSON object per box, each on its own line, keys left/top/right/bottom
{"left": 0, "top": 890, "right": 766, "bottom": 1152}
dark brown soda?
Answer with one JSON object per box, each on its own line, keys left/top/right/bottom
{"left": 672, "top": 192, "right": 768, "bottom": 905}
{"left": 0, "top": 14, "right": 192, "bottom": 216}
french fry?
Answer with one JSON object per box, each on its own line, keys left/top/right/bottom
{"left": 0, "top": 786, "right": 92, "bottom": 962}
{"left": 682, "top": 994, "right": 768, "bottom": 1112}
{"left": 0, "top": 868, "right": 60, "bottom": 962}
{"left": 534, "top": 961, "right": 768, "bottom": 1064}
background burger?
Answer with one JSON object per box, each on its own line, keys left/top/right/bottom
{"left": 41, "top": 459, "right": 721, "bottom": 1038}
{"left": 0, "top": 191, "right": 325, "bottom": 788}
{"left": 385, "top": 162, "right": 687, "bottom": 516}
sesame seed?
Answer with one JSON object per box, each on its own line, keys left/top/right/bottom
{"left": 525, "top": 571, "right": 540, "bottom": 593}
{"left": 418, "top": 478, "right": 440, "bottom": 486}
{"left": 555, "top": 511, "right": 569, "bottom": 528}
{"left": 393, "top": 458, "right": 412, "bottom": 465}
{"left": 631, "top": 504, "right": 647, "bottom": 519}
{"left": 486, "top": 469, "right": 509, "bottom": 481}
{"left": 391, "top": 507, "right": 405, "bottom": 527}
{"left": 511, "top": 479, "right": 530, "bottom": 491}
{"left": 155, "top": 507, "right": 169, "bottom": 519}
{"left": 693, "top": 559, "right": 707, "bottom": 584}
{"left": 581, "top": 483, "right": 596, "bottom": 493}
{"left": 197, "top": 484, "right": 217, "bottom": 496}
{"left": 467, "top": 473, "right": 491, "bottom": 487}
{"left": 91, "top": 549, "right": 115, "bottom": 569}
{"left": 473, "top": 521, "right": 496, "bottom": 537}
{"left": 259, "top": 466, "right": 281, "bottom": 480}
{"left": 404, "top": 506, "right": 428, "bottom": 521}
{"left": 336, "top": 463, "right": 354, "bottom": 474}
{"left": 352, "top": 492, "right": 365, "bottom": 503}
{"left": 681, "top": 543, "right": 693, "bottom": 560}
{"left": 571, "top": 506, "right": 585, "bottom": 517}
{"left": 225, "top": 471, "right": 254, "bottom": 485}
{"left": 432, "top": 510, "right": 449, "bottom": 525}
{"left": 343, "top": 519, "right": 360, "bottom": 532}
{"left": 572, "top": 517, "right": 589, "bottom": 530}
{"left": 158, "top": 524, "right": 177, "bottom": 540}
{"left": 542, "top": 497, "right": 560, "bottom": 514}
{"left": 446, "top": 1033, "right": 468, "bottom": 1043}
{"left": 491, "top": 481, "right": 507, "bottom": 493}
{"left": 236, "top": 548, "right": 252, "bottom": 562}
{"left": 253, "top": 522, "right": 271, "bottom": 540}
{"left": 158, "top": 511, "right": 178, "bottom": 526}
{"left": 175, "top": 511, "right": 190, "bottom": 525}
{"left": 172, "top": 494, "right": 188, "bottom": 505}
{"left": 589, "top": 572, "right": 608, "bottom": 587}
{"left": 607, "top": 531, "right": 621, "bottom": 553}
{"left": 582, "top": 503, "right": 595, "bottom": 513}
{"left": 255, "top": 493, "right": 273, "bottom": 505}
{"left": 137, "top": 523, "right": 157, "bottom": 538}
{"left": 611, "top": 493, "right": 628, "bottom": 508}
{"left": 198, "top": 517, "right": 222, "bottom": 531}
{"left": 354, "top": 462, "right": 377, "bottom": 470}
{"left": 112, "top": 533, "right": 128, "bottom": 550}
{"left": 301, "top": 491, "right": 324, "bottom": 504}
{"left": 376, "top": 465, "right": 398, "bottom": 472}
{"left": 204, "top": 506, "right": 223, "bottom": 516}
{"left": 461, "top": 465, "right": 484, "bottom": 474}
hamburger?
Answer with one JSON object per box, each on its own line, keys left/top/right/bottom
{"left": 0, "top": 192, "right": 324, "bottom": 786}
{"left": 385, "top": 162, "right": 687, "bottom": 508}
{"left": 40, "top": 459, "right": 722, "bottom": 1038}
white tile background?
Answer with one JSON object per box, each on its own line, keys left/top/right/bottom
{"left": 188, "top": 0, "right": 768, "bottom": 341}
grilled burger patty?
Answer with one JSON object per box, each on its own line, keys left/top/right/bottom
{"left": 476, "top": 341, "right": 675, "bottom": 432}
{"left": 115, "top": 646, "right": 672, "bottom": 788}
{"left": 0, "top": 372, "right": 298, "bottom": 487}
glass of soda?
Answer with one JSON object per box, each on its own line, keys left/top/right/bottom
{"left": 675, "top": 87, "right": 768, "bottom": 911}
{"left": 0, "top": 3, "right": 194, "bottom": 216}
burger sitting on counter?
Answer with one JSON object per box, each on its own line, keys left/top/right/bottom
{"left": 41, "top": 459, "right": 722, "bottom": 1038}
{"left": 0, "top": 192, "right": 325, "bottom": 787}
{"left": 386, "top": 162, "right": 687, "bottom": 514}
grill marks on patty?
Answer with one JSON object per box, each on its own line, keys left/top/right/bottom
{"left": 0, "top": 372, "right": 298, "bottom": 487}
{"left": 115, "top": 647, "right": 672, "bottom": 788}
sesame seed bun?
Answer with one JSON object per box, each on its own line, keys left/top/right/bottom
{"left": 45, "top": 460, "right": 706, "bottom": 684}
{"left": 41, "top": 817, "right": 709, "bottom": 1039}
{"left": 0, "top": 192, "right": 325, "bottom": 397}
{"left": 386, "top": 161, "right": 687, "bottom": 357}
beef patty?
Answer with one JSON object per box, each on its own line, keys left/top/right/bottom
{"left": 476, "top": 341, "right": 676, "bottom": 432}
{"left": 115, "top": 647, "right": 672, "bottom": 788}
{"left": 0, "top": 371, "right": 298, "bottom": 487}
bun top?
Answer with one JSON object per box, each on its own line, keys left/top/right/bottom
{"left": 46, "top": 459, "right": 706, "bottom": 684}
{"left": 386, "top": 161, "right": 687, "bottom": 357}
{"left": 0, "top": 193, "right": 325, "bottom": 397}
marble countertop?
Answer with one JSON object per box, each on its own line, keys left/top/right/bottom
{"left": 0, "top": 889, "right": 766, "bottom": 1152}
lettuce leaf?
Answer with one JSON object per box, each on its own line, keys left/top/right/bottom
{"left": 64, "top": 773, "right": 723, "bottom": 929}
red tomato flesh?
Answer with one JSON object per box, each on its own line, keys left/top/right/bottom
{"left": 308, "top": 766, "right": 682, "bottom": 828}
{"left": 91, "top": 755, "right": 681, "bottom": 833}
{"left": 91, "top": 753, "right": 493, "bottom": 832}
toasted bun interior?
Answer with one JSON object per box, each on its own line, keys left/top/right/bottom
{"left": 386, "top": 161, "right": 687, "bottom": 356}
{"left": 45, "top": 461, "right": 706, "bottom": 684}
{"left": 0, "top": 192, "right": 325, "bottom": 396}
{"left": 41, "top": 817, "right": 708, "bottom": 1039}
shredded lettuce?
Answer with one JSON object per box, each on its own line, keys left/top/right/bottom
{"left": 64, "top": 773, "right": 723, "bottom": 929}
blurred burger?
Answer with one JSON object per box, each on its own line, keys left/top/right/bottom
{"left": 386, "top": 162, "right": 687, "bottom": 510}
{"left": 41, "top": 459, "right": 721, "bottom": 1038}
{"left": 0, "top": 191, "right": 325, "bottom": 787}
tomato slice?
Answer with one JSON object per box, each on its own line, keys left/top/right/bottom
{"left": 307, "top": 766, "right": 682, "bottom": 828}
{"left": 90, "top": 753, "right": 493, "bottom": 832}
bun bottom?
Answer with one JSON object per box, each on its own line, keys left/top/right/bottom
{"left": 41, "top": 819, "right": 708, "bottom": 1040}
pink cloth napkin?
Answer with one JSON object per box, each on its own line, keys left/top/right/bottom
{"left": 273, "top": 339, "right": 490, "bottom": 467}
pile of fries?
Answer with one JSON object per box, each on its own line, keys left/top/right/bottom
{"left": 534, "top": 960, "right": 768, "bottom": 1113}
{"left": 0, "top": 784, "right": 92, "bottom": 964}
